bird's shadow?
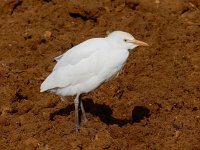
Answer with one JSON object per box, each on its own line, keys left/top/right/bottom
{"left": 50, "top": 98, "right": 150, "bottom": 127}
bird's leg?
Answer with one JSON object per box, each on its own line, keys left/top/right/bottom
{"left": 80, "top": 98, "right": 87, "bottom": 123}
{"left": 74, "top": 94, "right": 80, "bottom": 132}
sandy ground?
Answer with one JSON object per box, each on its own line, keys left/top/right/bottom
{"left": 0, "top": 0, "right": 200, "bottom": 149}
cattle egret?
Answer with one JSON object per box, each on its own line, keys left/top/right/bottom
{"left": 40, "top": 31, "right": 149, "bottom": 131}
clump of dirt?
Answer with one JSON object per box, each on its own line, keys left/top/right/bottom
{"left": 0, "top": 0, "right": 200, "bottom": 149}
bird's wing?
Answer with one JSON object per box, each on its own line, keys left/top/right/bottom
{"left": 41, "top": 51, "right": 102, "bottom": 92}
{"left": 41, "top": 49, "right": 129, "bottom": 93}
{"left": 53, "top": 38, "right": 104, "bottom": 71}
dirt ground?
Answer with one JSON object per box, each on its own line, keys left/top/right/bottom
{"left": 0, "top": 0, "right": 200, "bottom": 149}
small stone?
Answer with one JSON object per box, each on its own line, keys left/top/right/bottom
{"left": 44, "top": 31, "right": 52, "bottom": 39}
{"left": 115, "top": 4, "right": 125, "bottom": 12}
{"left": 175, "top": 130, "right": 181, "bottom": 138}
{"left": 155, "top": 0, "right": 160, "bottom": 4}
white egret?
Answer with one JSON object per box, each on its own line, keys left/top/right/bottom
{"left": 40, "top": 31, "right": 149, "bottom": 131}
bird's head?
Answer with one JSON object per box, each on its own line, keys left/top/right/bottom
{"left": 106, "top": 31, "right": 149, "bottom": 50}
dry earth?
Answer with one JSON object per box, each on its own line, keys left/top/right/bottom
{"left": 0, "top": 0, "right": 200, "bottom": 149}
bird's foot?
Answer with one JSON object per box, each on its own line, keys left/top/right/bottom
{"left": 76, "top": 124, "right": 80, "bottom": 133}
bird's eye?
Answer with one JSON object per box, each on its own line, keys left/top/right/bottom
{"left": 124, "top": 39, "right": 128, "bottom": 42}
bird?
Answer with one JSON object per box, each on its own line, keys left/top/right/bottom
{"left": 40, "top": 31, "right": 149, "bottom": 131}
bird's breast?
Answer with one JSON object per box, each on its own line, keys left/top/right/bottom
{"left": 97, "top": 49, "right": 129, "bottom": 81}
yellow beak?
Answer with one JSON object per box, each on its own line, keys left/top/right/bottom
{"left": 127, "top": 39, "right": 149, "bottom": 46}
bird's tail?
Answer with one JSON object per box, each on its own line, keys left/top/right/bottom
{"left": 40, "top": 80, "right": 49, "bottom": 92}
{"left": 40, "top": 73, "right": 56, "bottom": 92}
{"left": 40, "top": 68, "right": 70, "bottom": 93}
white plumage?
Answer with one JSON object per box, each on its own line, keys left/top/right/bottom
{"left": 40, "top": 31, "right": 149, "bottom": 131}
